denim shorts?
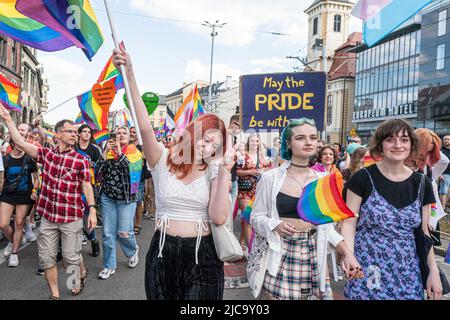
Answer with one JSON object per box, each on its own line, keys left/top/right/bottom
{"left": 144, "top": 229, "right": 224, "bottom": 300}
{"left": 439, "top": 174, "right": 450, "bottom": 195}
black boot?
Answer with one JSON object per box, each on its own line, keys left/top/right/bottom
{"left": 91, "top": 239, "right": 100, "bottom": 257}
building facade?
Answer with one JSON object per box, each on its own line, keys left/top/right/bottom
{"left": 304, "top": 0, "right": 353, "bottom": 72}
{"left": 0, "top": 36, "right": 22, "bottom": 124}
{"left": 326, "top": 32, "right": 361, "bottom": 144}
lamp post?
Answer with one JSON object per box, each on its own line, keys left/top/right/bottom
{"left": 202, "top": 20, "right": 226, "bottom": 109}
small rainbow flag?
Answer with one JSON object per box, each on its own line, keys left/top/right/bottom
{"left": 40, "top": 0, "right": 104, "bottom": 60}
{"left": 93, "top": 129, "right": 109, "bottom": 145}
{"left": 98, "top": 54, "right": 124, "bottom": 91}
{"left": 75, "top": 111, "right": 85, "bottom": 125}
{"left": 43, "top": 129, "right": 55, "bottom": 138}
{"left": 363, "top": 155, "right": 377, "bottom": 167}
{"left": 297, "top": 171, "right": 355, "bottom": 225}
{"left": 107, "top": 144, "right": 142, "bottom": 195}
{"left": 0, "top": 73, "right": 21, "bottom": 111}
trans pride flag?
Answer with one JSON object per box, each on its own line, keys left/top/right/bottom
{"left": 0, "top": 73, "right": 20, "bottom": 111}
{"left": 297, "top": 172, "right": 355, "bottom": 225}
{"left": 351, "top": 0, "right": 433, "bottom": 47}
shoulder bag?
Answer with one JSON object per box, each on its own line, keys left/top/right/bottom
{"left": 415, "top": 174, "right": 450, "bottom": 295}
{"left": 207, "top": 165, "right": 243, "bottom": 261}
{"left": 237, "top": 153, "right": 260, "bottom": 192}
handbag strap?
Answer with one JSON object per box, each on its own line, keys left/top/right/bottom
{"left": 419, "top": 173, "right": 425, "bottom": 209}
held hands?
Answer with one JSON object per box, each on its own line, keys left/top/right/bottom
{"left": 340, "top": 253, "right": 364, "bottom": 280}
{"left": 426, "top": 270, "right": 443, "bottom": 300}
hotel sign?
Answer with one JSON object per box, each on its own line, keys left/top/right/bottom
{"left": 353, "top": 102, "right": 417, "bottom": 121}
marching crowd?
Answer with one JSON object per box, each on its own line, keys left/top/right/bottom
{"left": 0, "top": 46, "right": 449, "bottom": 300}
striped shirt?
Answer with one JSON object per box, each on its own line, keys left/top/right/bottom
{"left": 36, "top": 147, "right": 91, "bottom": 223}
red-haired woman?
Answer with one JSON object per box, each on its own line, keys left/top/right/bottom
{"left": 408, "top": 128, "right": 449, "bottom": 246}
{"left": 113, "top": 45, "right": 234, "bottom": 300}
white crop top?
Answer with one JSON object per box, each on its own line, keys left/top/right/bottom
{"left": 148, "top": 143, "right": 219, "bottom": 264}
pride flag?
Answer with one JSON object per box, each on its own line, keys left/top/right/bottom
{"left": 77, "top": 77, "right": 116, "bottom": 131}
{"left": 174, "top": 85, "right": 205, "bottom": 132}
{"left": 0, "top": 73, "right": 21, "bottom": 111}
{"left": 93, "top": 129, "right": 109, "bottom": 145}
{"left": 351, "top": 0, "right": 433, "bottom": 47}
{"left": 75, "top": 111, "right": 85, "bottom": 124}
{"left": 40, "top": 0, "right": 103, "bottom": 60}
{"left": 43, "top": 129, "right": 55, "bottom": 138}
{"left": 363, "top": 154, "right": 377, "bottom": 167}
{"left": 107, "top": 144, "right": 142, "bottom": 195}
{"left": 98, "top": 54, "right": 124, "bottom": 90}
{"left": 0, "top": 0, "right": 82, "bottom": 52}
{"left": 297, "top": 172, "right": 355, "bottom": 225}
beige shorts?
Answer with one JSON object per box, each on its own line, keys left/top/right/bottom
{"left": 38, "top": 217, "right": 83, "bottom": 270}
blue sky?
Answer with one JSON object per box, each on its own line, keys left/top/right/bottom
{"left": 41, "top": 0, "right": 361, "bottom": 125}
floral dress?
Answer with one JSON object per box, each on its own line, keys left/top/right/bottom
{"left": 237, "top": 153, "right": 270, "bottom": 201}
{"left": 344, "top": 169, "right": 424, "bottom": 300}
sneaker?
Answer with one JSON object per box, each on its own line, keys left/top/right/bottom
{"left": 21, "top": 237, "right": 27, "bottom": 246}
{"left": 336, "top": 266, "right": 344, "bottom": 281}
{"left": 37, "top": 268, "right": 45, "bottom": 275}
{"left": 91, "top": 240, "right": 100, "bottom": 257}
{"left": 24, "top": 227, "right": 37, "bottom": 242}
{"left": 98, "top": 268, "right": 115, "bottom": 280}
{"left": 3, "top": 242, "right": 13, "bottom": 257}
{"left": 8, "top": 253, "right": 19, "bottom": 267}
{"left": 128, "top": 245, "right": 139, "bottom": 268}
{"left": 322, "top": 289, "right": 334, "bottom": 300}
{"left": 81, "top": 234, "right": 88, "bottom": 245}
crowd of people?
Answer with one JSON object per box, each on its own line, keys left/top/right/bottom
{"left": 0, "top": 45, "right": 448, "bottom": 300}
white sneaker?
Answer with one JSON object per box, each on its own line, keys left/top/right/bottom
{"left": 21, "top": 237, "right": 27, "bottom": 246}
{"left": 336, "top": 266, "right": 344, "bottom": 281}
{"left": 8, "top": 254, "right": 19, "bottom": 267}
{"left": 3, "top": 242, "right": 13, "bottom": 257}
{"left": 128, "top": 245, "right": 139, "bottom": 268}
{"left": 98, "top": 268, "right": 115, "bottom": 280}
{"left": 24, "top": 228, "right": 37, "bottom": 242}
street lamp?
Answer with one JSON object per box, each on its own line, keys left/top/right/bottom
{"left": 202, "top": 20, "right": 227, "bottom": 108}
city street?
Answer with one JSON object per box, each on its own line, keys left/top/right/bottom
{"left": 1, "top": 215, "right": 449, "bottom": 300}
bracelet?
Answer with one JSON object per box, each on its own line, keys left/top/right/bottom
{"left": 88, "top": 204, "right": 97, "bottom": 210}
{"left": 32, "top": 189, "right": 37, "bottom": 193}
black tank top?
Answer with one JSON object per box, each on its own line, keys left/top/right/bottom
{"left": 276, "top": 192, "right": 300, "bottom": 219}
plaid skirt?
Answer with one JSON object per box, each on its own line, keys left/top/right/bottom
{"left": 263, "top": 231, "right": 319, "bottom": 300}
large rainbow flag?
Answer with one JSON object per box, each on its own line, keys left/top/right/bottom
{"left": 107, "top": 144, "right": 142, "bottom": 195}
{"left": 39, "top": 0, "right": 103, "bottom": 60}
{"left": 297, "top": 172, "right": 355, "bottom": 225}
{"left": 0, "top": 73, "right": 21, "bottom": 111}
{"left": 174, "top": 85, "right": 206, "bottom": 132}
{"left": 0, "top": 0, "right": 82, "bottom": 52}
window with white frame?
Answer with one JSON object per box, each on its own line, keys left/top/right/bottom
{"left": 438, "top": 10, "right": 447, "bottom": 37}
{"left": 437, "top": 44, "right": 445, "bottom": 70}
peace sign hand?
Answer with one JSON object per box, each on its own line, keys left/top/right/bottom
{"left": 219, "top": 135, "right": 238, "bottom": 172}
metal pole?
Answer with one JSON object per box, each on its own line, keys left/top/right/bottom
{"left": 208, "top": 25, "right": 216, "bottom": 107}
{"left": 323, "top": 43, "right": 328, "bottom": 142}
{"left": 103, "top": 0, "right": 143, "bottom": 145}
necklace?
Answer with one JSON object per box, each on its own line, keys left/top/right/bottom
{"left": 288, "top": 171, "right": 313, "bottom": 189}
{"left": 290, "top": 162, "right": 310, "bottom": 168}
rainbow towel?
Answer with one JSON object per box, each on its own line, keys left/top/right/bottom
{"left": 297, "top": 171, "right": 355, "bottom": 225}
{"left": 93, "top": 129, "right": 109, "bottom": 145}
{"left": 0, "top": 73, "right": 21, "bottom": 111}
{"left": 107, "top": 144, "right": 142, "bottom": 195}
{"left": 40, "top": 0, "right": 103, "bottom": 60}
{"left": 241, "top": 197, "right": 254, "bottom": 224}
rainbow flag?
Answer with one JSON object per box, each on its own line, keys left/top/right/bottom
{"left": 363, "top": 155, "right": 377, "bottom": 167}
{"left": 242, "top": 197, "right": 254, "bottom": 224}
{"left": 98, "top": 54, "right": 124, "bottom": 90}
{"left": 297, "top": 172, "right": 355, "bottom": 225}
{"left": 107, "top": 144, "right": 143, "bottom": 195}
{"left": 0, "top": 0, "right": 83, "bottom": 52}
{"left": 93, "top": 129, "right": 109, "bottom": 145}
{"left": 0, "top": 73, "right": 20, "bottom": 111}
{"left": 77, "top": 76, "right": 116, "bottom": 131}
{"left": 174, "top": 85, "right": 205, "bottom": 132}
{"left": 75, "top": 111, "right": 85, "bottom": 124}
{"left": 43, "top": 129, "right": 55, "bottom": 138}
{"left": 40, "top": 0, "right": 103, "bottom": 60}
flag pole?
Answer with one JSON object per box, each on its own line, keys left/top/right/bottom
{"left": 103, "top": 0, "right": 143, "bottom": 145}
